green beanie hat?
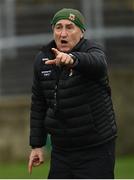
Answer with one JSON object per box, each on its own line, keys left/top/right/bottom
{"left": 51, "top": 8, "right": 86, "bottom": 31}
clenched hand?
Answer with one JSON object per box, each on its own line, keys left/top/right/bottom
{"left": 28, "top": 148, "right": 44, "bottom": 174}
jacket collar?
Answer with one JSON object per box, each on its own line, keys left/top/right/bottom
{"left": 41, "top": 38, "right": 88, "bottom": 54}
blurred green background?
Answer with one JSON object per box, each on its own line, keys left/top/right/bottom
{"left": 0, "top": 0, "right": 134, "bottom": 178}
{"left": 0, "top": 156, "right": 134, "bottom": 178}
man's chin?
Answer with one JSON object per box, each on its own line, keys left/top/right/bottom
{"left": 58, "top": 47, "right": 70, "bottom": 53}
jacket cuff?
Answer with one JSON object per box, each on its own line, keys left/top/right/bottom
{"left": 31, "top": 146, "right": 44, "bottom": 149}
{"left": 69, "top": 53, "right": 79, "bottom": 68}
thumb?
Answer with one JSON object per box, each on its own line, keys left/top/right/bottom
{"left": 52, "top": 48, "right": 60, "bottom": 56}
{"left": 39, "top": 153, "right": 44, "bottom": 164}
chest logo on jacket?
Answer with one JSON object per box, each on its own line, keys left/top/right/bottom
{"left": 41, "top": 70, "right": 52, "bottom": 77}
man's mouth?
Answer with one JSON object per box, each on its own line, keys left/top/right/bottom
{"left": 61, "top": 40, "right": 68, "bottom": 44}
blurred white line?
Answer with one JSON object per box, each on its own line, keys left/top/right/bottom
{"left": 0, "top": 33, "right": 52, "bottom": 49}
{"left": 85, "top": 27, "right": 134, "bottom": 39}
{"left": 0, "top": 27, "right": 134, "bottom": 50}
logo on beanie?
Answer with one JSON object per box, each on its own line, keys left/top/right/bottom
{"left": 68, "top": 13, "right": 75, "bottom": 21}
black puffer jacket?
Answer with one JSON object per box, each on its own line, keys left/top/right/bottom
{"left": 30, "top": 38, "right": 117, "bottom": 150}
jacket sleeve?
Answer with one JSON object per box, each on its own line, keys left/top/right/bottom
{"left": 71, "top": 43, "right": 108, "bottom": 78}
{"left": 29, "top": 53, "right": 48, "bottom": 148}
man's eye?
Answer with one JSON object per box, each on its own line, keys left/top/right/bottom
{"left": 67, "top": 26, "right": 74, "bottom": 30}
{"left": 55, "top": 26, "right": 61, "bottom": 30}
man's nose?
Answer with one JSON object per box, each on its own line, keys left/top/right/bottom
{"left": 60, "top": 28, "right": 68, "bottom": 37}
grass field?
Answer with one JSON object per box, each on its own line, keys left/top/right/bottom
{"left": 0, "top": 156, "right": 134, "bottom": 179}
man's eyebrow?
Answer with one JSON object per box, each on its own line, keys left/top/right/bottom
{"left": 55, "top": 23, "right": 62, "bottom": 26}
{"left": 55, "top": 23, "right": 74, "bottom": 26}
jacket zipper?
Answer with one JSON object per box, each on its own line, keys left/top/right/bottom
{"left": 54, "top": 66, "right": 62, "bottom": 113}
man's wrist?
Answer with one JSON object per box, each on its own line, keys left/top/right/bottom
{"left": 69, "top": 53, "right": 78, "bottom": 65}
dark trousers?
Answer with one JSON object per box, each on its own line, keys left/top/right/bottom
{"left": 48, "top": 140, "right": 116, "bottom": 179}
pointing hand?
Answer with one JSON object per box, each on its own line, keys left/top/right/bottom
{"left": 45, "top": 48, "right": 74, "bottom": 66}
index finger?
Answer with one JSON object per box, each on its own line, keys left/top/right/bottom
{"left": 45, "top": 59, "right": 56, "bottom": 65}
{"left": 28, "top": 159, "right": 33, "bottom": 175}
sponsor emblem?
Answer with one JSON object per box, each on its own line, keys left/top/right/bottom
{"left": 42, "top": 58, "right": 49, "bottom": 62}
{"left": 68, "top": 13, "right": 75, "bottom": 21}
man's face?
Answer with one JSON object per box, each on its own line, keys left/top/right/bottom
{"left": 53, "top": 19, "right": 83, "bottom": 52}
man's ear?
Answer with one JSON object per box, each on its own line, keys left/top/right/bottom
{"left": 80, "top": 33, "right": 84, "bottom": 39}
{"left": 52, "top": 25, "right": 54, "bottom": 31}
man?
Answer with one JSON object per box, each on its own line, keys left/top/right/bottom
{"left": 28, "top": 8, "right": 117, "bottom": 179}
